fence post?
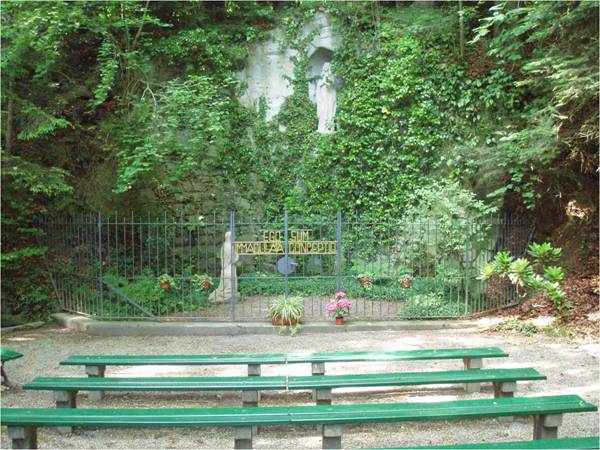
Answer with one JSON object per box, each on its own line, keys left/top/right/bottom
{"left": 97, "top": 212, "right": 104, "bottom": 318}
{"left": 336, "top": 210, "right": 343, "bottom": 291}
{"left": 284, "top": 210, "right": 289, "bottom": 299}
{"left": 230, "top": 211, "right": 236, "bottom": 321}
{"left": 464, "top": 214, "right": 470, "bottom": 316}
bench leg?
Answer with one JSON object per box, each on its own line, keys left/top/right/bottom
{"left": 463, "top": 358, "right": 482, "bottom": 393}
{"left": 54, "top": 390, "right": 77, "bottom": 433}
{"left": 242, "top": 390, "right": 259, "bottom": 407}
{"left": 8, "top": 426, "right": 37, "bottom": 449}
{"left": 247, "top": 364, "right": 261, "bottom": 403}
{"left": 312, "top": 362, "right": 325, "bottom": 400}
{"left": 322, "top": 424, "right": 342, "bottom": 449}
{"left": 316, "top": 388, "right": 332, "bottom": 406}
{"left": 85, "top": 365, "right": 105, "bottom": 401}
{"left": 1, "top": 364, "right": 9, "bottom": 386}
{"left": 234, "top": 426, "right": 253, "bottom": 449}
{"left": 493, "top": 381, "right": 516, "bottom": 398}
{"left": 533, "top": 414, "right": 562, "bottom": 439}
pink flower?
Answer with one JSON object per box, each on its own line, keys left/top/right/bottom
{"left": 335, "top": 291, "right": 347, "bottom": 299}
{"left": 326, "top": 301, "right": 338, "bottom": 313}
{"left": 338, "top": 299, "right": 351, "bottom": 309}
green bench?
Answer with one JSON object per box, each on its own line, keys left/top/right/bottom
{"left": 1, "top": 347, "right": 23, "bottom": 386}
{"left": 1, "top": 395, "right": 596, "bottom": 449}
{"left": 24, "top": 368, "right": 546, "bottom": 409}
{"left": 60, "top": 347, "right": 509, "bottom": 399}
{"left": 386, "top": 436, "right": 600, "bottom": 449}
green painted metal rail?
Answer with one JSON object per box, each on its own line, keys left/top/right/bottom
{"left": 59, "top": 347, "right": 508, "bottom": 367}
{"left": 24, "top": 368, "right": 544, "bottom": 392}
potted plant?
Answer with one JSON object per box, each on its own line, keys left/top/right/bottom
{"left": 268, "top": 296, "right": 304, "bottom": 327}
{"left": 399, "top": 273, "right": 413, "bottom": 289}
{"left": 356, "top": 272, "right": 373, "bottom": 289}
{"left": 158, "top": 274, "right": 176, "bottom": 290}
{"left": 191, "top": 273, "right": 213, "bottom": 290}
{"left": 326, "top": 291, "right": 351, "bottom": 325}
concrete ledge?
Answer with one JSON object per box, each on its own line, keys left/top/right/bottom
{"left": 52, "top": 313, "right": 478, "bottom": 336}
{"left": 1, "top": 321, "right": 46, "bottom": 335}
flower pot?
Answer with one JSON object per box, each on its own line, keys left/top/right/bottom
{"left": 335, "top": 316, "right": 345, "bottom": 326}
{"left": 161, "top": 281, "right": 171, "bottom": 290}
{"left": 359, "top": 277, "right": 372, "bottom": 288}
{"left": 401, "top": 279, "right": 412, "bottom": 289}
{"left": 271, "top": 316, "right": 299, "bottom": 326}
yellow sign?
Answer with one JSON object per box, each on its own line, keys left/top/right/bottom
{"left": 235, "top": 229, "right": 336, "bottom": 255}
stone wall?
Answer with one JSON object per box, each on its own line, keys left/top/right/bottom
{"left": 237, "top": 12, "right": 340, "bottom": 121}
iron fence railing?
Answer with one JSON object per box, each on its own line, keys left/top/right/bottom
{"left": 43, "top": 211, "right": 532, "bottom": 321}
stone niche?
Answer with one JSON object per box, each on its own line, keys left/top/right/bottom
{"left": 237, "top": 12, "right": 340, "bottom": 121}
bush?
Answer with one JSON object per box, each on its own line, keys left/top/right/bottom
{"left": 102, "top": 270, "right": 213, "bottom": 316}
{"left": 400, "top": 293, "right": 462, "bottom": 318}
{"left": 479, "top": 242, "right": 571, "bottom": 320}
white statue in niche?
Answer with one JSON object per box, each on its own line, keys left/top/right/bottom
{"left": 209, "top": 231, "right": 239, "bottom": 303}
{"left": 316, "top": 62, "right": 336, "bottom": 133}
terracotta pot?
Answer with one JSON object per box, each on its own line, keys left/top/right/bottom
{"left": 335, "top": 316, "right": 345, "bottom": 326}
{"left": 401, "top": 279, "right": 412, "bottom": 289}
{"left": 359, "top": 277, "right": 372, "bottom": 288}
{"left": 271, "top": 316, "right": 299, "bottom": 326}
{"left": 161, "top": 281, "right": 171, "bottom": 290}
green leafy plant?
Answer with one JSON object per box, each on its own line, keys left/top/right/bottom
{"left": 191, "top": 273, "right": 213, "bottom": 290}
{"left": 158, "top": 274, "right": 177, "bottom": 290}
{"left": 479, "top": 242, "right": 571, "bottom": 320}
{"left": 400, "top": 293, "right": 461, "bottom": 318}
{"left": 268, "top": 295, "right": 304, "bottom": 327}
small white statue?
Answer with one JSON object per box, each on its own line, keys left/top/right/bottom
{"left": 209, "top": 231, "right": 240, "bottom": 303}
{"left": 316, "top": 62, "right": 336, "bottom": 133}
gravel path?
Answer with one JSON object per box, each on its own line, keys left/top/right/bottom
{"left": 1, "top": 324, "right": 598, "bottom": 449}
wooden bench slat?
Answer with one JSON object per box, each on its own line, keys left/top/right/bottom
{"left": 25, "top": 376, "right": 287, "bottom": 391}
{"left": 1, "top": 406, "right": 291, "bottom": 427}
{"left": 286, "top": 347, "right": 508, "bottom": 364}
{"left": 2, "top": 395, "right": 595, "bottom": 428}
{"left": 24, "top": 368, "right": 544, "bottom": 393}
{"left": 60, "top": 354, "right": 286, "bottom": 366}
{"left": 0, "top": 347, "right": 23, "bottom": 363}
{"left": 386, "top": 436, "right": 600, "bottom": 449}
{"left": 287, "top": 395, "right": 597, "bottom": 425}
{"left": 288, "top": 368, "right": 544, "bottom": 389}
{"left": 59, "top": 347, "right": 508, "bottom": 367}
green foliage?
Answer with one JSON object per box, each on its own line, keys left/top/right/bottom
{"left": 268, "top": 295, "right": 304, "bottom": 324}
{"left": 470, "top": 1, "right": 598, "bottom": 208}
{"left": 2, "top": 1, "right": 597, "bottom": 321}
{"left": 480, "top": 242, "right": 571, "bottom": 320}
{"left": 400, "top": 293, "right": 461, "bottom": 318}
{"left": 350, "top": 258, "right": 398, "bottom": 284}
{"left": 528, "top": 242, "right": 562, "bottom": 267}
{"left": 239, "top": 273, "right": 462, "bottom": 311}
{"left": 103, "top": 270, "right": 212, "bottom": 316}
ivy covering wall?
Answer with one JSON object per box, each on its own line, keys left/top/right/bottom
{"left": 1, "top": 1, "right": 598, "bottom": 319}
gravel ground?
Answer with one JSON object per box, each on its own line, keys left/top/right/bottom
{"left": 1, "top": 324, "right": 598, "bottom": 449}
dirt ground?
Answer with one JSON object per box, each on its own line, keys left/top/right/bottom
{"left": 1, "top": 324, "right": 598, "bottom": 449}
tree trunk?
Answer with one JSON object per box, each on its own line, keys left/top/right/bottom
{"left": 5, "top": 76, "right": 14, "bottom": 152}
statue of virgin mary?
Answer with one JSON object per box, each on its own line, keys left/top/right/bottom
{"left": 316, "top": 62, "right": 336, "bottom": 133}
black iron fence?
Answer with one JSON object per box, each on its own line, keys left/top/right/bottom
{"left": 43, "top": 211, "right": 532, "bottom": 321}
